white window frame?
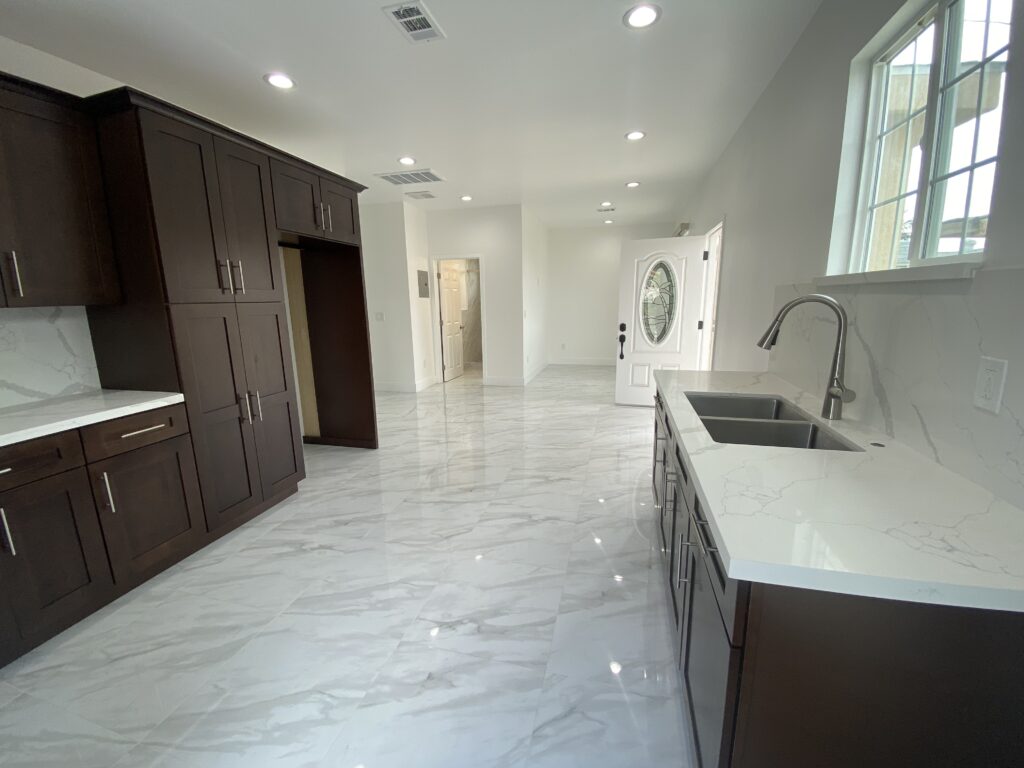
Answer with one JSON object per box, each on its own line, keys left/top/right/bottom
{"left": 849, "top": 0, "right": 1009, "bottom": 274}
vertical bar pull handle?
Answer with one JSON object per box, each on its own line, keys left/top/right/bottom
{"left": 240, "top": 394, "right": 253, "bottom": 425}
{"left": 319, "top": 202, "right": 326, "bottom": 231}
{"left": 9, "top": 251, "right": 24, "bottom": 297}
{"left": 255, "top": 390, "right": 264, "bottom": 422}
{"left": 0, "top": 507, "right": 15, "bottom": 556}
{"left": 326, "top": 204, "right": 333, "bottom": 233}
{"left": 102, "top": 472, "right": 117, "bottom": 514}
{"left": 233, "top": 261, "right": 247, "bottom": 295}
{"left": 220, "top": 260, "right": 235, "bottom": 294}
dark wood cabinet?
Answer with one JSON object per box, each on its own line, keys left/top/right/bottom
{"left": 140, "top": 110, "right": 231, "bottom": 303}
{"left": 0, "top": 85, "right": 117, "bottom": 306}
{"left": 319, "top": 178, "right": 359, "bottom": 242}
{"left": 270, "top": 159, "right": 323, "bottom": 237}
{"left": 215, "top": 138, "right": 283, "bottom": 302}
{"left": 170, "top": 303, "right": 262, "bottom": 531}
{"left": 88, "top": 435, "right": 204, "bottom": 589}
{"left": 0, "top": 469, "right": 113, "bottom": 646}
{"left": 236, "top": 303, "right": 305, "bottom": 499}
{"left": 0, "top": 430, "right": 84, "bottom": 493}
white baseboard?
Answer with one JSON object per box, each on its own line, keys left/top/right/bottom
{"left": 374, "top": 379, "right": 417, "bottom": 393}
{"left": 547, "top": 357, "right": 616, "bottom": 367}
{"left": 482, "top": 376, "right": 527, "bottom": 386}
{"left": 414, "top": 375, "right": 440, "bottom": 392}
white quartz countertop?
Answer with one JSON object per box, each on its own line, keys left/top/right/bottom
{"left": 655, "top": 370, "right": 1024, "bottom": 613}
{"left": 0, "top": 390, "right": 185, "bottom": 448}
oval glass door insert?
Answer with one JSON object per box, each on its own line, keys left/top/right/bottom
{"left": 641, "top": 260, "right": 677, "bottom": 345}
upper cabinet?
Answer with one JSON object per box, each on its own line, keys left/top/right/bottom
{"left": 0, "top": 84, "right": 118, "bottom": 307}
{"left": 271, "top": 158, "right": 360, "bottom": 244}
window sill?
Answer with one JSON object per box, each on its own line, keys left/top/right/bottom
{"left": 815, "top": 256, "right": 983, "bottom": 287}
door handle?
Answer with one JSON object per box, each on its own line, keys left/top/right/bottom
{"left": 318, "top": 202, "right": 326, "bottom": 231}
{"left": 251, "top": 391, "right": 264, "bottom": 422}
{"left": 8, "top": 251, "right": 24, "bottom": 297}
{"left": 618, "top": 334, "right": 626, "bottom": 360}
{"left": 220, "top": 260, "right": 235, "bottom": 294}
{"left": 0, "top": 507, "right": 15, "bottom": 556}
{"left": 102, "top": 472, "right": 117, "bottom": 514}
{"left": 232, "top": 261, "right": 247, "bottom": 295}
{"left": 326, "top": 204, "right": 333, "bottom": 233}
{"left": 240, "top": 394, "right": 253, "bottom": 424}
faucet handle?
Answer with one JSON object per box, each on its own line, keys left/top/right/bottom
{"left": 829, "top": 383, "right": 857, "bottom": 403}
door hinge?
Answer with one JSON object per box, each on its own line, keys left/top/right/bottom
{"left": 702, "top": 250, "right": 709, "bottom": 261}
{"left": 697, "top": 320, "right": 705, "bottom": 330}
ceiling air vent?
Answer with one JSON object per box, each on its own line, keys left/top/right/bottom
{"left": 405, "top": 190, "right": 437, "bottom": 200}
{"left": 598, "top": 206, "right": 616, "bottom": 213}
{"left": 383, "top": 2, "right": 446, "bottom": 44}
{"left": 376, "top": 169, "right": 445, "bottom": 185}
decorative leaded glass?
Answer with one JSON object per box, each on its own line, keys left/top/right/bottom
{"left": 641, "top": 260, "right": 676, "bottom": 344}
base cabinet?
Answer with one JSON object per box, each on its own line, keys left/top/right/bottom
{"left": 88, "top": 435, "right": 205, "bottom": 590}
{"left": 0, "top": 469, "right": 113, "bottom": 647}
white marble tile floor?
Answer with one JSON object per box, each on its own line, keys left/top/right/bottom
{"left": 0, "top": 365, "right": 690, "bottom": 767}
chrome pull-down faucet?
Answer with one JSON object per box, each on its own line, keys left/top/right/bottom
{"left": 756, "top": 293, "right": 856, "bottom": 420}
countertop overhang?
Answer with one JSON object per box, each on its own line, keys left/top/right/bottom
{"left": 0, "top": 390, "right": 185, "bottom": 448}
{"left": 655, "top": 370, "right": 1024, "bottom": 613}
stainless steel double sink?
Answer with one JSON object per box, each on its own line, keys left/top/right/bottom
{"left": 685, "top": 393, "right": 861, "bottom": 452}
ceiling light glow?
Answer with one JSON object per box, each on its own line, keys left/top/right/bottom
{"left": 460, "top": 195, "right": 473, "bottom": 202}
{"left": 625, "top": 131, "right": 646, "bottom": 141}
{"left": 398, "top": 156, "right": 416, "bottom": 166}
{"left": 609, "top": 661, "right": 623, "bottom": 675}
{"left": 626, "top": 181, "right": 641, "bottom": 188}
{"left": 624, "top": 4, "right": 661, "bottom": 29}
{"left": 601, "top": 201, "right": 612, "bottom": 208}
{"left": 604, "top": 220, "right": 614, "bottom": 225}
{"left": 264, "top": 72, "right": 294, "bottom": 89}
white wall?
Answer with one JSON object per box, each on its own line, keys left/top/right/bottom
{"left": 680, "top": 0, "right": 1024, "bottom": 507}
{"left": 427, "top": 205, "right": 526, "bottom": 385}
{"left": 546, "top": 223, "right": 674, "bottom": 366}
{"left": 521, "top": 208, "right": 549, "bottom": 383}
{"left": 403, "top": 203, "right": 437, "bottom": 390}
{"left": 361, "top": 203, "right": 418, "bottom": 392}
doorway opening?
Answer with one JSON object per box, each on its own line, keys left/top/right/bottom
{"left": 436, "top": 258, "right": 483, "bottom": 383}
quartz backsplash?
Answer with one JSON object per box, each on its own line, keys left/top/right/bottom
{"left": 0, "top": 306, "right": 100, "bottom": 408}
{"left": 767, "top": 266, "right": 1024, "bottom": 511}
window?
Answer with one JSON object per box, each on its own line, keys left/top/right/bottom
{"left": 855, "top": 0, "right": 1013, "bottom": 272}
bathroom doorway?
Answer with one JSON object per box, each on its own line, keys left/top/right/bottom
{"left": 436, "top": 258, "right": 482, "bottom": 383}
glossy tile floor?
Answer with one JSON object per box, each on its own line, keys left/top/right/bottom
{"left": 0, "top": 366, "right": 690, "bottom": 767}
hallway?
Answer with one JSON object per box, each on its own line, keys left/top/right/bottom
{"left": 0, "top": 366, "right": 688, "bottom": 767}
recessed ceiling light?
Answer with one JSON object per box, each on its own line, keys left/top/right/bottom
{"left": 263, "top": 72, "right": 294, "bottom": 89}
{"left": 604, "top": 220, "right": 614, "bottom": 225}
{"left": 600, "top": 201, "right": 613, "bottom": 208}
{"left": 460, "top": 195, "right": 473, "bottom": 202}
{"left": 609, "top": 661, "right": 623, "bottom": 675}
{"left": 626, "top": 181, "right": 641, "bottom": 188}
{"left": 398, "top": 156, "right": 416, "bottom": 166}
{"left": 624, "top": 3, "right": 661, "bottom": 29}
{"left": 625, "top": 130, "right": 646, "bottom": 141}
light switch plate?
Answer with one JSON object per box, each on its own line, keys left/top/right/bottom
{"left": 973, "top": 356, "right": 1008, "bottom": 414}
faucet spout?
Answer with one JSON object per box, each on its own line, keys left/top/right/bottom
{"left": 756, "top": 293, "right": 855, "bottom": 420}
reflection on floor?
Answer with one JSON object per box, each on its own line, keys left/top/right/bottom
{"left": 0, "top": 365, "right": 690, "bottom": 767}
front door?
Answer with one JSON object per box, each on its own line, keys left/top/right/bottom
{"left": 439, "top": 263, "right": 464, "bottom": 382}
{"left": 615, "top": 236, "right": 706, "bottom": 406}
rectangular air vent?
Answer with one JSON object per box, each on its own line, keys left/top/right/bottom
{"left": 383, "top": 2, "right": 446, "bottom": 43}
{"left": 405, "top": 190, "right": 437, "bottom": 199}
{"left": 376, "top": 169, "right": 445, "bottom": 185}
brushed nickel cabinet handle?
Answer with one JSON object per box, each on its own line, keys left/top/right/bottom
{"left": 0, "top": 467, "right": 12, "bottom": 475}
{"left": 102, "top": 472, "right": 117, "bottom": 514}
{"left": 690, "top": 512, "right": 718, "bottom": 555}
{"left": 120, "top": 423, "right": 166, "bottom": 439}
{"left": 326, "top": 204, "right": 333, "bottom": 232}
{"left": 233, "top": 261, "right": 247, "bottom": 295}
{"left": 9, "top": 251, "right": 24, "bottom": 297}
{"left": 220, "top": 260, "right": 235, "bottom": 294}
{"left": 0, "top": 507, "right": 16, "bottom": 556}
{"left": 318, "top": 202, "right": 326, "bottom": 231}
{"left": 240, "top": 394, "right": 253, "bottom": 425}
{"left": 254, "top": 390, "right": 264, "bottom": 422}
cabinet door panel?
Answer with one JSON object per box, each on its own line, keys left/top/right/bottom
{"left": 170, "top": 304, "right": 262, "bottom": 531}
{"left": 237, "top": 303, "right": 304, "bottom": 498}
{"left": 270, "top": 159, "right": 322, "bottom": 237}
{"left": 140, "top": 110, "right": 231, "bottom": 303}
{"left": 89, "top": 435, "right": 204, "bottom": 589}
{"left": 319, "top": 178, "right": 359, "bottom": 242}
{"left": 0, "top": 90, "right": 117, "bottom": 306}
{"left": 0, "top": 469, "right": 113, "bottom": 644}
{"left": 684, "top": 552, "right": 742, "bottom": 768}
{"left": 214, "top": 138, "right": 282, "bottom": 302}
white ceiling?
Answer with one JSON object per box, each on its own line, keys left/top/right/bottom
{"left": 0, "top": 0, "right": 821, "bottom": 227}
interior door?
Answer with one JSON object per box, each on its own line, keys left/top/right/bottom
{"left": 615, "top": 236, "right": 706, "bottom": 406}
{"left": 214, "top": 137, "right": 283, "bottom": 302}
{"left": 439, "top": 263, "right": 464, "bottom": 382}
{"left": 140, "top": 110, "right": 232, "bottom": 303}
{"left": 0, "top": 89, "right": 118, "bottom": 306}
{"left": 170, "top": 303, "right": 262, "bottom": 531}
{"left": 270, "top": 159, "right": 323, "bottom": 237}
{"left": 0, "top": 469, "right": 113, "bottom": 644}
{"left": 236, "top": 302, "right": 305, "bottom": 499}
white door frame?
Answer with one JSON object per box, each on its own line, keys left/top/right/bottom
{"left": 429, "top": 254, "right": 487, "bottom": 384}
{"left": 697, "top": 221, "right": 725, "bottom": 371}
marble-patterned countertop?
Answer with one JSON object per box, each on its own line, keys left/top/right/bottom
{"left": 0, "top": 390, "right": 185, "bottom": 448}
{"left": 655, "top": 370, "right": 1024, "bottom": 613}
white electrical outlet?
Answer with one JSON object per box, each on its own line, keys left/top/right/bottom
{"left": 973, "top": 356, "right": 1008, "bottom": 414}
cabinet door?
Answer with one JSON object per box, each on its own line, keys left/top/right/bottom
{"left": 170, "top": 304, "right": 262, "bottom": 531}
{"left": 683, "top": 551, "right": 742, "bottom": 768}
{"left": 140, "top": 110, "right": 232, "bottom": 303}
{"left": 89, "top": 435, "right": 205, "bottom": 589}
{"left": 237, "top": 303, "right": 305, "bottom": 499}
{"left": 319, "top": 178, "right": 359, "bottom": 242}
{"left": 0, "top": 469, "right": 113, "bottom": 645}
{"left": 0, "top": 89, "right": 117, "bottom": 306}
{"left": 270, "top": 159, "right": 323, "bottom": 237}
{"left": 214, "top": 138, "right": 283, "bottom": 302}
